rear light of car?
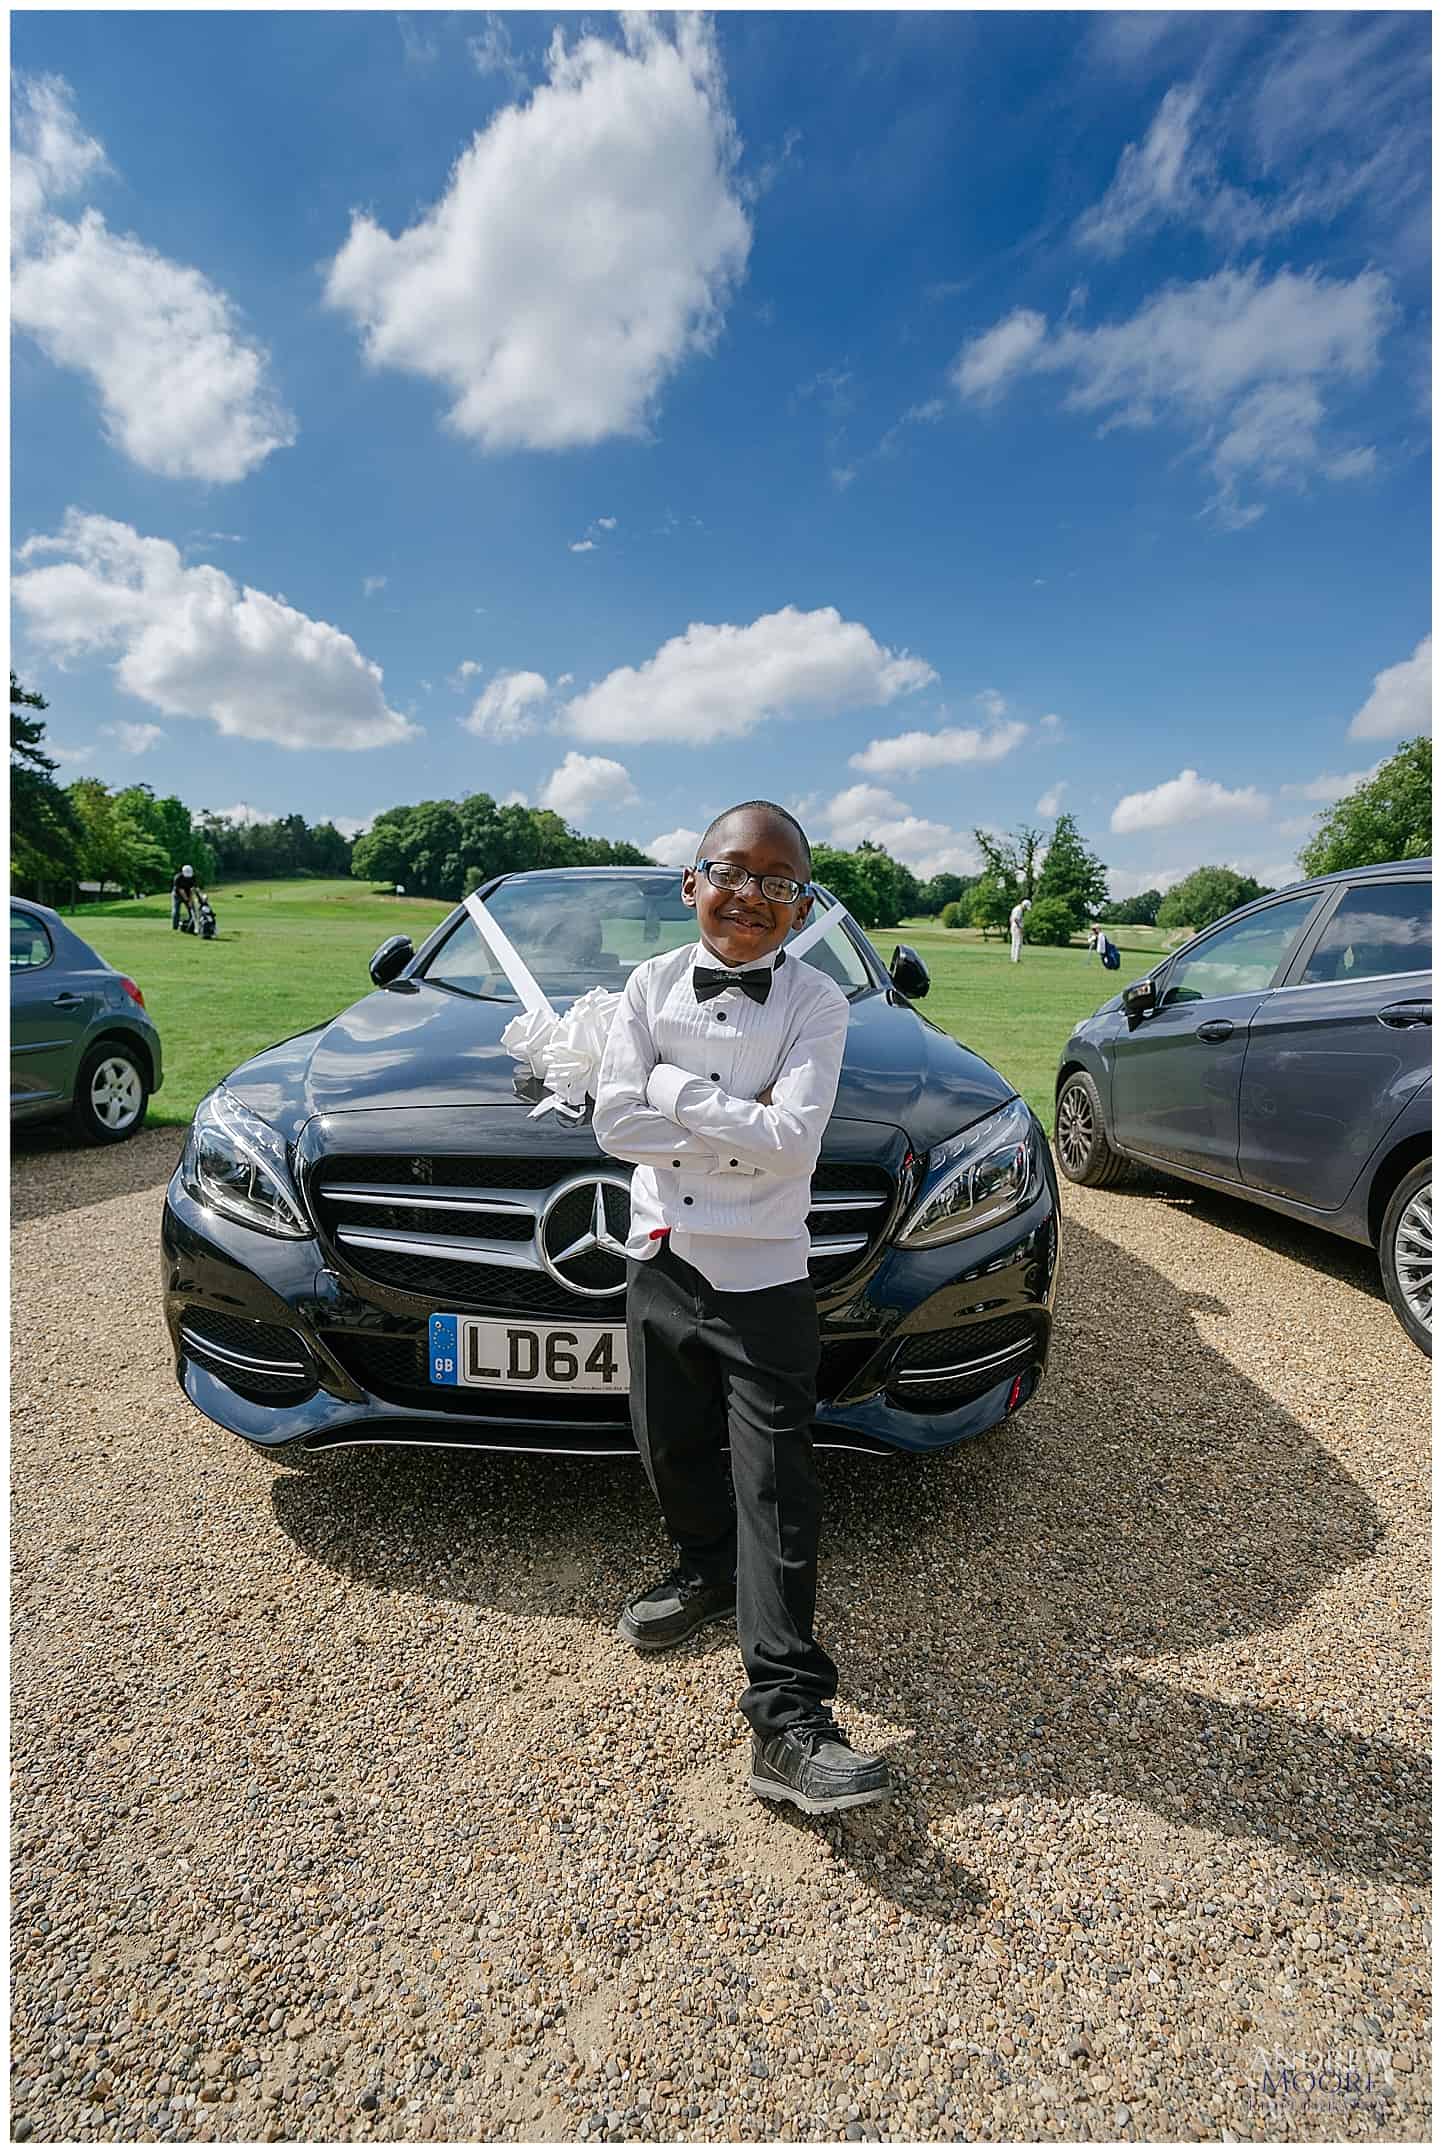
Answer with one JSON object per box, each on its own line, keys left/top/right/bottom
{"left": 120, "top": 976, "right": 146, "bottom": 1009}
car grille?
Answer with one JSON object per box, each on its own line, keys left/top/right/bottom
{"left": 889, "top": 1312, "right": 1040, "bottom": 1408}
{"left": 307, "top": 1154, "right": 895, "bottom": 1313}
{"left": 325, "top": 1330, "right": 883, "bottom": 1419}
{"left": 179, "top": 1307, "right": 314, "bottom": 1403}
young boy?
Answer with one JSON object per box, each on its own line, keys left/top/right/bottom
{"left": 591, "top": 800, "right": 893, "bottom": 1816}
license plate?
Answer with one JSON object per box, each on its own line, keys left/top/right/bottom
{"left": 428, "top": 1314, "right": 629, "bottom": 1393}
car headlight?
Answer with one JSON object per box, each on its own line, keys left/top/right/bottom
{"left": 895, "top": 1096, "right": 1040, "bottom": 1249}
{"left": 182, "top": 1087, "right": 312, "bottom": 1239}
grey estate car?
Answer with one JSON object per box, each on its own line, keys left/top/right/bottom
{"left": 1055, "top": 859, "right": 1431, "bottom": 1353}
{"left": 10, "top": 899, "right": 162, "bottom": 1142}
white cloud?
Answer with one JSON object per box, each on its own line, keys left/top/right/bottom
{"left": 570, "top": 540, "right": 597, "bottom": 554}
{"left": 814, "top": 784, "right": 983, "bottom": 882}
{"left": 468, "top": 12, "right": 526, "bottom": 87}
{"left": 952, "top": 266, "right": 1395, "bottom": 525}
{"left": 1105, "top": 864, "right": 1191, "bottom": 901}
{"left": 12, "top": 74, "right": 295, "bottom": 483}
{"left": 849, "top": 718, "right": 1027, "bottom": 777}
{"left": 1036, "top": 781, "right": 1068, "bottom": 817}
{"left": 1075, "top": 85, "right": 1203, "bottom": 257}
{"left": 204, "top": 801, "right": 274, "bottom": 828}
{"left": 460, "top": 669, "right": 549, "bottom": 740}
{"left": 500, "top": 789, "right": 528, "bottom": 807}
{"left": 103, "top": 720, "right": 163, "bottom": 756}
{"left": 1346, "top": 635, "right": 1432, "bottom": 742}
{"left": 46, "top": 740, "right": 94, "bottom": 768}
{"left": 537, "top": 752, "right": 638, "bottom": 823}
{"left": 1279, "top": 764, "right": 1382, "bottom": 803}
{"left": 363, "top": 574, "right": 387, "bottom": 597}
{"left": 14, "top": 512, "right": 418, "bottom": 751}
{"left": 596, "top": 515, "right": 618, "bottom": 532}
{"left": 331, "top": 814, "right": 374, "bottom": 840}
{"left": 324, "top": 16, "right": 750, "bottom": 452}
{"left": 645, "top": 826, "right": 702, "bottom": 867}
{"left": 1039, "top": 712, "right": 1063, "bottom": 731}
{"left": 1325, "top": 446, "right": 1377, "bottom": 481}
{"left": 448, "top": 659, "right": 484, "bottom": 689}
{"left": 563, "top": 605, "right": 934, "bottom": 744}
{"left": 1110, "top": 768, "right": 1270, "bottom": 835}
{"left": 951, "top": 309, "right": 1048, "bottom": 403}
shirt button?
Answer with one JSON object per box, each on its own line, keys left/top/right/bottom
{"left": 671, "top": 1159, "right": 680, "bottom": 1168}
{"left": 709, "top": 1072, "right": 720, "bottom": 1081}
{"left": 683, "top": 1195, "right": 694, "bottom": 1205}
{"left": 730, "top": 1158, "right": 738, "bottom": 1166}
{"left": 715, "top": 1010, "right": 727, "bottom": 1021}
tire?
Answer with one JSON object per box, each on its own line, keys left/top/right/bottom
{"left": 1379, "top": 1160, "right": 1431, "bottom": 1356}
{"left": 71, "top": 1041, "right": 149, "bottom": 1145}
{"left": 1054, "top": 1070, "right": 1130, "bottom": 1188}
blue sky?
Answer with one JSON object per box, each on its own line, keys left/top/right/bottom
{"left": 11, "top": 8, "right": 1431, "bottom": 897}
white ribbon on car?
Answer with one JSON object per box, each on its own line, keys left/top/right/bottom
{"left": 466, "top": 885, "right": 857, "bottom": 1123}
{"left": 464, "top": 890, "right": 603, "bottom": 1122}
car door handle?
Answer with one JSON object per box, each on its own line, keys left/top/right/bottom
{"left": 1377, "top": 1001, "right": 1431, "bottom": 1028}
{"left": 1196, "top": 1019, "right": 1235, "bottom": 1042}
{"left": 51, "top": 992, "right": 85, "bottom": 1007}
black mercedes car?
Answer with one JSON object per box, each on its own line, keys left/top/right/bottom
{"left": 162, "top": 869, "right": 1060, "bottom": 1463}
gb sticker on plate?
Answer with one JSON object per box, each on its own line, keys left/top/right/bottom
{"left": 429, "top": 1312, "right": 459, "bottom": 1386}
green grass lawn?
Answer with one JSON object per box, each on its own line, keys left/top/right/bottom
{"left": 58, "top": 881, "right": 1176, "bottom": 1134}
{"left": 58, "top": 880, "right": 453, "bottom": 1126}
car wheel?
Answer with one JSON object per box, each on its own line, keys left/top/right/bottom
{"left": 72, "top": 1042, "right": 149, "bottom": 1144}
{"left": 1380, "top": 1161, "right": 1431, "bottom": 1356}
{"left": 1054, "top": 1071, "right": 1129, "bottom": 1188}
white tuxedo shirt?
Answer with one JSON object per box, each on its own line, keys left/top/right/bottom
{"left": 591, "top": 937, "right": 851, "bottom": 1291}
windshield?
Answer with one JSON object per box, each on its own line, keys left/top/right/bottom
{"left": 420, "top": 872, "right": 878, "bottom": 1002}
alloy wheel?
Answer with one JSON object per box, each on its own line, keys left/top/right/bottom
{"left": 90, "top": 1057, "right": 144, "bottom": 1133}
{"left": 1056, "top": 1083, "right": 1093, "bottom": 1175}
{"left": 1393, "top": 1181, "right": 1432, "bottom": 1335}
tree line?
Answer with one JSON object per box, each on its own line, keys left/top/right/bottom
{"left": 12, "top": 674, "right": 1429, "bottom": 933}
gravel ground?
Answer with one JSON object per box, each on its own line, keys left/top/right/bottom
{"left": 10, "top": 1130, "right": 1431, "bottom": 2143}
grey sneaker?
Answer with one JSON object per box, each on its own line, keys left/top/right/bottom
{"left": 749, "top": 1714, "right": 893, "bottom": 1815}
{"left": 616, "top": 1565, "right": 736, "bottom": 1652}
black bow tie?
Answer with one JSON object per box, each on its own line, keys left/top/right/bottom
{"left": 694, "top": 964, "right": 773, "bottom": 1005}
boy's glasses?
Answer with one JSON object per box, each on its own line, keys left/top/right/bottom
{"left": 696, "top": 860, "right": 809, "bottom": 905}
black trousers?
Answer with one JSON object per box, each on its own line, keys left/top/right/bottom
{"left": 625, "top": 1236, "right": 839, "bottom": 1737}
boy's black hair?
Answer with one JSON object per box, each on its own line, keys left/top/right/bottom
{"left": 695, "top": 799, "right": 812, "bottom": 876}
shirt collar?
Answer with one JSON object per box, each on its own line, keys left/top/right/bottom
{"left": 690, "top": 938, "right": 787, "bottom": 976}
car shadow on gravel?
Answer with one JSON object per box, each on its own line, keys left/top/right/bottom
{"left": 1114, "top": 1162, "right": 1389, "bottom": 1303}
{"left": 10, "top": 1124, "right": 186, "bottom": 1225}
{"left": 268, "top": 1215, "right": 1427, "bottom": 1910}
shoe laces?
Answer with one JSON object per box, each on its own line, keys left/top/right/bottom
{"left": 792, "top": 1712, "right": 848, "bottom": 1755}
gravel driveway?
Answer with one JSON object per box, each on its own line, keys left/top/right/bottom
{"left": 10, "top": 1129, "right": 1430, "bottom": 2143}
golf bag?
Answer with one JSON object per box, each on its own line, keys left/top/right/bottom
{"left": 197, "top": 896, "right": 218, "bottom": 940}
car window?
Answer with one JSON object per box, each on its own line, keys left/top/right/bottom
{"left": 1160, "top": 894, "right": 1318, "bottom": 1005}
{"left": 1299, "top": 881, "right": 1431, "bottom": 985}
{"left": 10, "top": 908, "right": 53, "bottom": 972}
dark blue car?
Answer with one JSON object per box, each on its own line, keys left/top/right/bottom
{"left": 1055, "top": 859, "right": 1431, "bottom": 1352}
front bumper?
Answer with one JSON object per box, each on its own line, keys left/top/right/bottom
{"left": 162, "top": 1150, "right": 1060, "bottom": 1463}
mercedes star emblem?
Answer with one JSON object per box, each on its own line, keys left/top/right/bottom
{"left": 537, "top": 1174, "right": 632, "bottom": 1297}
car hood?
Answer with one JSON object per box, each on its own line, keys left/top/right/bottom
{"left": 222, "top": 978, "right": 1018, "bottom": 1153}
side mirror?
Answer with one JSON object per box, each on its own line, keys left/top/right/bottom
{"left": 1120, "top": 978, "right": 1157, "bottom": 1031}
{"left": 889, "top": 944, "right": 931, "bottom": 999}
{"left": 369, "top": 933, "right": 414, "bottom": 988}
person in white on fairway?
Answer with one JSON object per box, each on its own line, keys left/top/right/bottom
{"left": 1009, "top": 897, "right": 1032, "bottom": 963}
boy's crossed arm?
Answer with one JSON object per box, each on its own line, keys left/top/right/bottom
{"left": 591, "top": 969, "right": 726, "bottom": 1169}
{"left": 592, "top": 970, "right": 849, "bottom": 1180}
{"left": 645, "top": 992, "right": 849, "bottom": 1180}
